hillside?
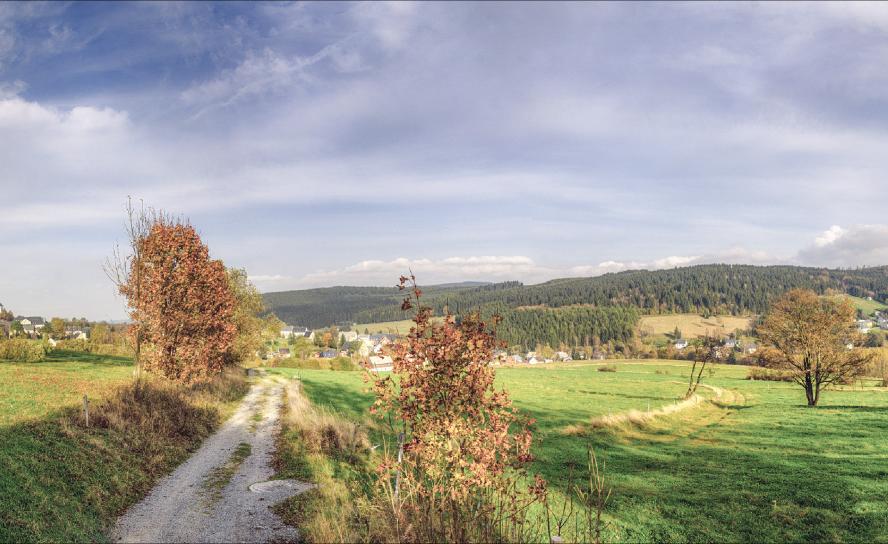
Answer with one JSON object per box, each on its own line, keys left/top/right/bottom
{"left": 264, "top": 264, "right": 888, "bottom": 328}
{"left": 262, "top": 282, "right": 489, "bottom": 328}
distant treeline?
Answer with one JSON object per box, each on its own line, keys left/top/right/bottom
{"left": 494, "top": 306, "right": 640, "bottom": 350}
{"left": 263, "top": 265, "right": 888, "bottom": 338}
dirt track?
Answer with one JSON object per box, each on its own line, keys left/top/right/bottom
{"left": 111, "top": 374, "right": 312, "bottom": 543}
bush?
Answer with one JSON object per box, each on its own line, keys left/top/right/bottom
{"left": 51, "top": 340, "right": 133, "bottom": 358}
{"left": 746, "top": 367, "right": 794, "bottom": 382}
{"left": 270, "top": 357, "right": 359, "bottom": 371}
{"left": 0, "top": 339, "right": 48, "bottom": 362}
{"left": 598, "top": 364, "right": 618, "bottom": 372}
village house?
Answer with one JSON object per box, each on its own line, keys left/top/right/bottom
{"left": 744, "top": 343, "right": 758, "bottom": 355}
{"left": 509, "top": 354, "right": 524, "bottom": 364}
{"left": 674, "top": 339, "right": 689, "bottom": 350}
{"left": 368, "top": 355, "right": 393, "bottom": 372}
{"left": 857, "top": 319, "right": 874, "bottom": 333}
{"left": 555, "top": 351, "right": 572, "bottom": 362}
{"left": 320, "top": 349, "right": 337, "bottom": 359}
{"left": 341, "top": 331, "right": 358, "bottom": 342}
{"left": 65, "top": 326, "right": 89, "bottom": 340}
{"left": 278, "top": 348, "right": 291, "bottom": 358}
{"left": 723, "top": 338, "right": 737, "bottom": 349}
{"left": 281, "top": 325, "right": 314, "bottom": 340}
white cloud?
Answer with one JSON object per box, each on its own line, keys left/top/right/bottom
{"left": 798, "top": 224, "right": 888, "bottom": 267}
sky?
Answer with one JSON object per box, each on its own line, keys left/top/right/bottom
{"left": 2, "top": 1, "right": 888, "bottom": 320}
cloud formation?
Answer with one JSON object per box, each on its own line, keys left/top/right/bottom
{"left": 1, "top": 3, "right": 888, "bottom": 317}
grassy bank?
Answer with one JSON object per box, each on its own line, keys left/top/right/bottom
{"left": 269, "top": 361, "right": 888, "bottom": 542}
{"left": 0, "top": 352, "right": 249, "bottom": 543}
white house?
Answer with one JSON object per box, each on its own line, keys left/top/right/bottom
{"left": 527, "top": 356, "right": 542, "bottom": 365}
{"left": 342, "top": 331, "right": 358, "bottom": 342}
{"left": 857, "top": 320, "right": 873, "bottom": 333}
{"left": 368, "top": 355, "right": 393, "bottom": 372}
{"left": 555, "top": 351, "right": 572, "bottom": 362}
{"left": 674, "top": 339, "right": 688, "bottom": 350}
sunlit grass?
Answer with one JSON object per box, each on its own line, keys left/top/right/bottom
{"left": 269, "top": 360, "right": 888, "bottom": 542}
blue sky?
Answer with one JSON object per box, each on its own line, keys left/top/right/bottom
{"left": 2, "top": 1, "right": 888, "bottom": 319}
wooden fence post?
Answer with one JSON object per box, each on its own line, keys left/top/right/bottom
{"left": 82, "top": 394, "right": 89, "bottom": 427}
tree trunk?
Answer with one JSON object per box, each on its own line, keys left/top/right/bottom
{"left": 804, "top": 373, "right": 816, "bottom": 406}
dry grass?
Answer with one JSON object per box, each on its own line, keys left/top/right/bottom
{"left": 564, "top": 395, "right": 705, "bottom": 434}
{"left": 273, "top": 381, "right": 374, "bottom": 544}
{"left": 283, "top": 381, "right": 369, "bottom": 457}
{"left": 639, "top": 314, "right": 753, "bottom": 338}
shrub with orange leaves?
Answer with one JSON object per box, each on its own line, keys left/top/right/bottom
{"left": 121, "top": 221, "right": 236, "bottom": 383}
{"left": 368, "top": 274, "right": 540, "bottom": 542}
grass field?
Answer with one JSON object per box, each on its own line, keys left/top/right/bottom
{"left": 0, "top": 350, "right": 248, "bottom": 543}
{"left": 639, "top": 314, "right": 754, "bottom": 338}
{"left": 269, "top": 361, "right": 888, "bottom": 542}
{"left": 845, "top": 295, "right": 888, "bottom": 317}
{"left": 0, "top": 350, "right": 134, "bottom": 426}
{"left": 351, "top": 317, "right": 443, "bottom": 335}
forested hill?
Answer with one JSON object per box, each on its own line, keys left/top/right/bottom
{"left": 263, "top": 265, "right": 888, "bottom": 328}
{"left": 262, "top": 282, "right": 490, "bottom": 328}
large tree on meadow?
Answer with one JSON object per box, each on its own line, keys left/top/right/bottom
{"left": 123, "top": 221, "right": 236, "bottom": 383}
{"left": 758, "top": 289, "right": 873, "bottom": 406}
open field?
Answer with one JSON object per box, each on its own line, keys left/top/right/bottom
{"left": 351, "top": 317, "right": 443, "bottom": 335}
{"left": 0, "top": 350, "right": 134, "bottom": 426}
{"left": 269, "top": 361, "right": 888, "bottom": 542}
{"left": 639, "top": 314, "right": 754, "bottom": 338}
{"left": 0, "top": 350, "right": 248, "bottom": 543}
{"left": 845, "top": 295, "right": 888, "bottom": 317}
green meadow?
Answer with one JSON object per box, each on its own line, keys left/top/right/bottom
{"left": 269, "top": 361, "right": 888, "bottom": 542}
{"left": 0, "top": 351, "right": 246, "bottom": 543}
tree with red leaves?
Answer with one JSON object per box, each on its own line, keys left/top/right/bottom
{"left": 122, "top": 220, "right": 237, "bottom": 383}
{"left": 369, "top": 274, "right": 539, "bottom": 541}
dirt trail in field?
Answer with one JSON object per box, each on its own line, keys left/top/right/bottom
{"left": 111, "top": 372, "right": 312, "bottom": 543}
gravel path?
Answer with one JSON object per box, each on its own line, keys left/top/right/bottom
{"left": 111, "top": 373, "right": 313, "bottom": 543}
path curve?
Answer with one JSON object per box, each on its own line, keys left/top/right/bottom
{"left": 111, "top": 373, "right": 312, "bottom": 543}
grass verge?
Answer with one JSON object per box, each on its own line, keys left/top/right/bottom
{"left": 0, "top": 361, "right": 249, "bottom": 543}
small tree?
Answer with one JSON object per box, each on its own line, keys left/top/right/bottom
{"left": 368, "top": 275, "right": 538, "bottom": 541}
{"left": 759, "top": 290, "right": 874, "bottom": 406}
{"left": 123, "top": 220, "right": 237, "bottom": 383}
{"left": 49, "top": 318, "right": 66, "bottom": 339}
{"left": 685, "top": 335, "right": 726, "bottom": 398}
{"left": 91, "top": 323, "right": 111, "bottom": 345}
{"left": 227, "top": 268, "right": 266, "bottom": 363}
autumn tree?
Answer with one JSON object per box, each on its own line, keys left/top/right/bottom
{"left": 122, "top": 220, "right": 237, "bottom": 383}
{"left": 90, "top": 322, "right": 112, "bottom": 345}
{"left": 369, "top": 274, "right": 538, "bottom": 541}
{"left": 226, "top": 268, "right": 266, "bottom": 363}
{"left": 49, "top": 318, "right": 66, "bottom": 339}
{"left": 758, "top": 290, "right": 874, "bottom": 406}
{"left": 106, "top": 198, "right": 161, "bottom": 377}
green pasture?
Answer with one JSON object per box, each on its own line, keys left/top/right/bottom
{"left": 269, "top": 360, "right": 888, "bottom": 543}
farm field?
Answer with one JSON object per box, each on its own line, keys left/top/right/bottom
{"left": 639, "top": 314, "right": 754, "bottom": 338}
{"left": 351, "top": 317, "right": 443, "bottom": 335}
{"left": 269, "top": 361, "right": 888, "bottom": 542}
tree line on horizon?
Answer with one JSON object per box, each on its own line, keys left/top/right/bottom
{"left": 263, "top": 265, "right": 888, "bottom": 345}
